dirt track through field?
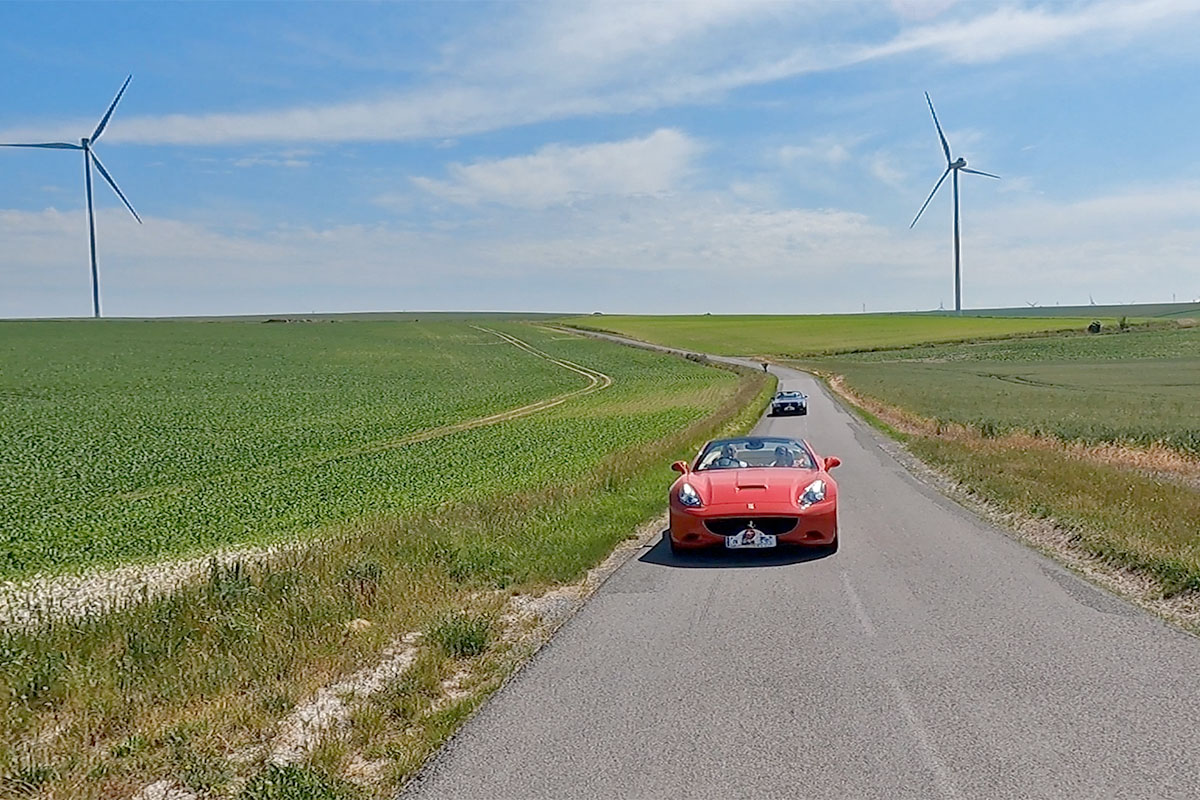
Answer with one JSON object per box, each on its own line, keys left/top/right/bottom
{"left": 0, "top": 327, "right": 613, "bottom": 628}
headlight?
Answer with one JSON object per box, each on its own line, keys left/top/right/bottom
{"left": 798, "top": 479, "right": 826, "bottom": 509}
{"left": 678, "top": 482, "right": 703, "bottom": 508}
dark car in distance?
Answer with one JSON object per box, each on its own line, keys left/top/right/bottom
{"left": 769, "top": 390, "right": 807, "bottom": 416}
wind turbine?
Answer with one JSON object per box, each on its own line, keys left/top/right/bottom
{"left": 910, "top": 92, "right": 999, "bottom": 314}
{"left": 1, "top": 75, "right": 141, "bottom": 318}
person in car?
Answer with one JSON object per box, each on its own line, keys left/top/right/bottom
{"left": 713, "top": 444, "right": 746, "bottom": 468}
{"left": 771, "top": 445, "right": 795, "bottom": 467}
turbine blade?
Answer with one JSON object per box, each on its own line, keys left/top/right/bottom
{"left": 89, "top": 151, "right": 142, "bottom": 223}
{"left": 910, "top": 167, "right": 951, "bottom": 229}
{"left": 961, "top": 167, "right": 1001, "bottom": 179}
{"left": 0, "top": 142, "right": 83, "bottom": 149}
{"left": 91, "top": 74, "right": 132, "bottom": 142}
{"left": 925, "top": 92, "right": 952, "bottom": 164}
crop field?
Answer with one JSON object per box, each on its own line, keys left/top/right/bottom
{"left": 1, "top": 319, "right": 767, "bottom": 798}
{"left": 811, "top": 327, "right": 1200, "bottom": 456}
{"left": 569, "top": 313, "right": 1105, "bottom": 357}
{"left": 0, "top": 320, "right": 738, "bottom": 579}
{"left": 797, "top": 325, "right": 1200, "bottom": 598}
{"left": 947, "top": 301, "right": 1200, "bottom": 319}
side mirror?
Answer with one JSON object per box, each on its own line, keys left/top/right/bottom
{"left": 824, "top": 456, "right": 841, "bottom": 470}
{"left": 671, "top": 460, "right": 689, "bottom": 474}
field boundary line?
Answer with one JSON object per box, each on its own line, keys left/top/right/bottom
{"left": 0, "top": 327, "right": 613, "bottom": 628}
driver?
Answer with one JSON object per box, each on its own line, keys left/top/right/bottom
{"left": 713, "top": 443, "right": 746, "bottom": 468}
{"left": 771, "top": 445, "right": 795, "bottom": 467}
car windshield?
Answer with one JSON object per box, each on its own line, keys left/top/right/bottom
{"left": 695, "top": 437, "right": 815, "bottom": 470}
{"left": 776, "top": 392, "right": 802, "bottom": 399}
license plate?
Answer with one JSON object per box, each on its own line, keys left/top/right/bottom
{"left": 726, "top": 529, "right": 777, "bottom": 549}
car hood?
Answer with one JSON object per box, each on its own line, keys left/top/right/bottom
{"left": 687, "top": 467, "right": 825, "bottom": 508}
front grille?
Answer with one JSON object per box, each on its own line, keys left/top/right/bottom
{"left": 704, "top": 517, "right": 799, "bottom": 537}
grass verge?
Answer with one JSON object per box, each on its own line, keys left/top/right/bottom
{"left": 0, "top": 351, "right": 772, "bottom": 799}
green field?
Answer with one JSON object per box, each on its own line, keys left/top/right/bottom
{"left": 797, "top": 325, "right": 1200, "bottom": 596}
{"left": 0, "top": 320, "right": 738, "bottom": 578}
{"left": 943, "top": 301, "right": 1200, "bottom": 319}
{"left": 2, "top": 318, "right": 768, "bottom": 798}
{"left": 569, "top": 313, "right": 1107, "bottom": 357}
{"left": 810, "top": 328, "right": 1200, "bottom": 456}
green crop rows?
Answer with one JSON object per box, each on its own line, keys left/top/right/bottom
{"left": 0, "top": 321, "right": 737, "bottom": 579}
{"left": 810, "top": 327, "right": 1200, "bottom": 456}
{"left": 569, "top": 313, "right": 1105, "bottom": 357}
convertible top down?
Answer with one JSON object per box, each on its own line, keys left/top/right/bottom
{"left": 668, "top": 436, "right": 840, "bottom": 552}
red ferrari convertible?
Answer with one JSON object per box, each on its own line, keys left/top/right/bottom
{"left": 668, "top": 436, "right": 840, "bottom": 553}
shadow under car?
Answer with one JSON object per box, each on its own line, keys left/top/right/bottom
{"left": 638, "top": 531, "right": 837, "bottom": 569}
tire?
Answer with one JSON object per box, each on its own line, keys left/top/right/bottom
{"left": 827, "top": 534, "right": 839, "bottom": 553}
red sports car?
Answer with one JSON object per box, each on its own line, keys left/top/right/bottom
{"left": 668, "top": 436, "right": 840, "bottom": 553}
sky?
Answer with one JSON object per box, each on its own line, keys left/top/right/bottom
{"left": 1, "top": 0, "right": 1198, "bottom": 318}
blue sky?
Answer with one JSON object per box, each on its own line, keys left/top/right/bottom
{"left": 1, "top": 0, "right": 1199, "bottom": 317}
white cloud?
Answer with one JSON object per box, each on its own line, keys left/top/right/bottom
{"left": 865, "top": 0, "right": 1200, "bottom": 64}
{"left": 7, "top": 178, "right": 1198, "bottom": 317}
{"left": 868, "top": 152, "right": 908, "bottom": 188}
{"left": 410, "top": 129, "right": 701, "bottom": 208}
{"left": 779, "top": 137, "right": 855, "bottom": 167}
{"left": 232, "top": 156, "right": 310, "bottom": 169}
{"left": 888, "top": 0, "right": 959, "bottom": 21}
{"left": 1, "top": 1, "right": 1193, "bottom": 146}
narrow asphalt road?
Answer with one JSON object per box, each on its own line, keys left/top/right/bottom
{"left": 403, "top": 353, "right": 1200, "bottom": 799}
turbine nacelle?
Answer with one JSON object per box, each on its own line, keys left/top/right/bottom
{"left": 951, "top": 157, "right": 966, "bottom": 169}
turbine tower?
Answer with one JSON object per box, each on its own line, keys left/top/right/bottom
{"left": 910, "top": 92, "right": 999, "bottom": 314}
{"left": 1, "top": 76, "right": 141, "bottom": 318}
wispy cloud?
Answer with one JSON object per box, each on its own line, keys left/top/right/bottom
{"left": 409, "top": 129, "right": 701, "bottom": 208}
{"left": 865, "top": 0, "right": 1200, "bottom": 64}
{"left": 779, "top": 136, "right": 856, "bottom": 167}
{"left": 1, "top": 1, "right": 1193, "bottom": 147}
{"left": 232, "top": 154, "right": 311, "bottom": 169}
{"left": 868, "top": 152, "right": 908, "bottom": 188}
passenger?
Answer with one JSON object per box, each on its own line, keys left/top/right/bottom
{"left": 772, "top": 446, "right": 795, "bottom": 467}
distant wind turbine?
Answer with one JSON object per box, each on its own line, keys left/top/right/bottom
{"left": 910, "top": 92, "right": 999, "bottom": 314}
{"left": 1, "top": 75, "right": 141, "bottom": 318}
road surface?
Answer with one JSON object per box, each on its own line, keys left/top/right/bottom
{"left": 403, "top": 358, "right": 1200, "bottom": 800}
